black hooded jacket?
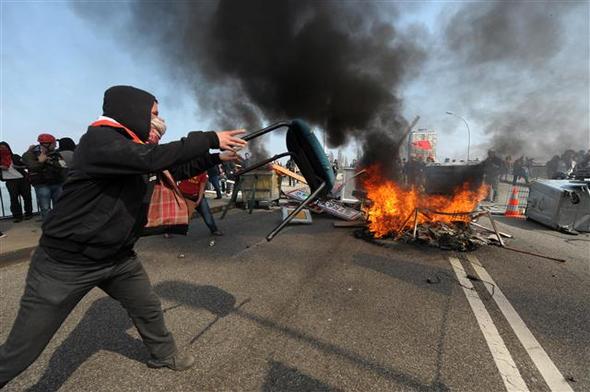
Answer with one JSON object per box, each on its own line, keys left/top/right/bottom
{"left": 40, "top": 86, "right": 221, "bottom": 263}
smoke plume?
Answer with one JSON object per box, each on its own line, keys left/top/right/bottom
{"left": 72, "top": 1, "right": 587, "bottom": 166}
{"left": 442, "top": 1, "right": 588, "bottom": 160}
{"left": 73, "top": 0, "right": 425, "bottom": 166}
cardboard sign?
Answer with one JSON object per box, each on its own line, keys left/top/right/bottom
{"left": 316, "top": 200, "right": 362, "bottom": 221}
{"left": 281, "top": 207, "right": 313, "bottom": 224}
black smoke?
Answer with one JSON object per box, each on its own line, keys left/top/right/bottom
{"left": 73, "top": 0, "right": 425, "bottom": 167}
{"left": 442, "top": 1, "right": 588, "bottom": 160}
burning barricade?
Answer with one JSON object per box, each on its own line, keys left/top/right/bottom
{"left": 355, "top": 165, "right": 499, "bottom": 251}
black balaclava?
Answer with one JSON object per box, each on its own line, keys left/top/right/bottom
{"left": 58, "top": 137, "right": 76, "bottom": 151}
{"left": 102, "top": 85, "right": 156, "bottom": 142}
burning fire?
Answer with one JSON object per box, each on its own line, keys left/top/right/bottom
{"left": 363, "top": 165, "right": 488, "bottom": 238}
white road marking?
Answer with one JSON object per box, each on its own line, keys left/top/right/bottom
{"left": 466, "top": 254, "right": 574, "bottom": 392}
{"left": 449, "top": 257, "right": 529, "bottom": 392}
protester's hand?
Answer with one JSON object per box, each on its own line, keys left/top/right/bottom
{"left": 215, "top": 129, "right": 247, "bottom": 151}
{"left": 219, "top": 150, "right": 240, "bottom": 162}
{"left": 38, "top": 150, "right": 48, "bottom": 163}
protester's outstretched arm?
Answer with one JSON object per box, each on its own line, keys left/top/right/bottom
{"left": 78, "top": 129, "right": 244, "bottom": 177}
{"left": 170, "top": 151, "right": 240, "bottom": 181}
{"left": 169, "top": 153, "right": 220, "bottom": 181}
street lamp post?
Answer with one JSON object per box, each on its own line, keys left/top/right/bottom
{"left": 446, "top": 111, "right": 471, "bottom": 162}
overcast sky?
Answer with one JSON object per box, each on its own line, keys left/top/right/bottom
{"left": 1, "top": 1, "right": 588, "bottom": 163}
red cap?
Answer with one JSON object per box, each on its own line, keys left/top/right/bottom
{"left": 37, "top": 133, "right": 56, "bottom": 144}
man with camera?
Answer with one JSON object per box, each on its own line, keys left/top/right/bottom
{"left": 22, "top": 133, "right": 67, "bottom": 220}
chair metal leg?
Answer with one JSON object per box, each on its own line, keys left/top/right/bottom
{"left": 266, "top": 181, "right": 326, "bottom": 242}
{"left": 248, "top": 175, "right": 257, "bottom": 214}
{"left": 221, "top": 177, "right": 241, "bottom": 219}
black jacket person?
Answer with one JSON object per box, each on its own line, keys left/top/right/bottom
{"left": 0, "top": 86, "right": 246, "bottom": 388}
{"left": 0, "top": 141, "right": 33, "bottom": 221}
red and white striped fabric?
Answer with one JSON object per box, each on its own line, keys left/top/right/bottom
{"left": 145, "top": 170, "right": 189, "bottom": 228}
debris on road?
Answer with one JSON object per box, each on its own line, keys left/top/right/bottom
{"left": 355, "top": 218, "right": 496, "bottom": 251}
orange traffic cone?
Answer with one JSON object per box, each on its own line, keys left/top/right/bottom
{"left": 505, "top": 186, "right": 525, "bottom": 218}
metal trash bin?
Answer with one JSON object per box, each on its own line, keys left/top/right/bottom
{"left": 424, "top": 164, "right": 484, "bottom": 194}
{"left": 526, "top": 179, "right": 590, "bottom": 232}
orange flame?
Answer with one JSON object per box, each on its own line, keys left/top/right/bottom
{"left": 363, "top": 165, "right": 488, "bottom": 238}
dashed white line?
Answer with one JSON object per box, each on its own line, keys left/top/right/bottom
{"left": 449, "top": 257, "right": 529, "bottom": 392}
{"left": 466, "top": 254, "right": 574, "bottom": 392}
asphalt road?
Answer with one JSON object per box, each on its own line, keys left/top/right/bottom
{"left": 1, "top": 208, "right": 588, "bottom": 391}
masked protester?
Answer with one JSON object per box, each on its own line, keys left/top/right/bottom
{"left": 22, "top": 133, "right": 66, "bottom": 220}
{"left": 0, "top": 141, "right": 33, "bottom": 222}
{"left": 57, "top": 137, "right": 77, "bottom": 169}
{"left": 0, "top": 85, "right": 246, "bottom": 388}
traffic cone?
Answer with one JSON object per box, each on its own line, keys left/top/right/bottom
{"left": 505, "top": 186, "right": 525, "bottom": 218}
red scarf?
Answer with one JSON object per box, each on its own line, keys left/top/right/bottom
{"left": 90, "top": 118, "right": 144, "bottom": 144}
{"left": 0, "top": 149, "right": 12, "bottom": 168}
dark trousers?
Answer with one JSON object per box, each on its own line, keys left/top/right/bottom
{"left": 486, "top": 176, "right": 500, "bottom": 202}
{"left": 0, "top": 247, "right": 176, "bottom": 388}
{"left": 5, "top": 178, "right": 33, "bottom": 218}
{"left": 197, "top": 198, "right": 218, "bottom": 233}
{"left": 208, "top": 175, "right": 222, "bottom": 198}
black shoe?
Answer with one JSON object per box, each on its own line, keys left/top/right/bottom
{"left": 147, "top": 352, "right": 195, "bottom": 371}
{"left": 24, "top": 215, "right": 33, "bottom": 220}
{"left": 212, "top": 230, "right": 224, "bottom": 236}
{"left": 13, "top": 217, "right": 23, "bottom": 223}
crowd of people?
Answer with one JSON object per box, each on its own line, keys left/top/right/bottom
{"left": 0, "top": 135, "right": 77, "bottom": 231}
{"left": 545, "top": 149, "right": 589, "bottom": 179}
{"left": 482, "top": 148, "right": 590, "bottom": 202}
{"left": 0, "top": 135, "right": 242, "bottom": 239}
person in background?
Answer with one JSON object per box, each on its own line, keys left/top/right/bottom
{"left": 178, "top": 173, "right": 223, "bottom": 236}
{"left": 546, "top": 155, "right": 560, "bottom": 179}
{"left": 286, "top": 157, "right": 296, "bottom": 186}
{"left": 22, "top": 133, "right": 66, "bottom": 220}
{"left": 332, "top": 159, "right": 339, "bottom": 175}
{"left": 242, "top": 152, "right": 251, "bottom": 168}
{"left": 221, "top": 161, "right": 236, "bottom": 195}
{"left": 207, "top": 164, "right": 223, "bottom": 199}
{"left": 502, "top": 155, "right": 512, "bottom": 182}
{"left": 512, "top": 156, "right": 529, "bottom": 185}
{"left": 0, "top": 142, "right": 33, "bottom": 222}
{"left": 57, "top": 137, "right": 77, "bottom": 169}
{"left": 555, "top": 150, "right": 576, "bottom": 178}
{"left": 483, "top": 149, "right": 503, "bottom": 202}
{"left": 0, "top": 86, "right": 245, "bottom": 389}
{"left": 405, "top": 156, "right": 425, "bottom": 188}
